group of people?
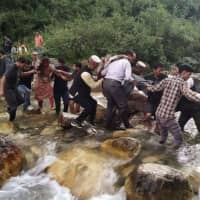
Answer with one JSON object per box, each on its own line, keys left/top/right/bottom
{"left": 0, "top": 47, "right": 200, "bottom": 149}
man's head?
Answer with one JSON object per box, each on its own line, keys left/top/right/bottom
{"left": 124, "top": 50, "right": 137, "bottom": 64}
{"left": 16, "top": 57, "right": 26, "bottom": 69}
{"left": 170, "top": 65, "right": 179, "bottom": 76}
{"left": 32, "top": 51, "right": 39, "bottom": 60}
{"left": 88, "top": 55, "right": 101, "bottom": 70}
{"left": 134, "top": 61, "right": 147, "bottom": 75}
{"left": 152, "top": 63, "right": 164, "bottom": 77}
{"left": 73, "top": 62, "right": 82, "bottom": 71}
{"left": 179, "top": 64, "right": 193, "bottom": 80}
{"left": 58, "top": 58, "right": 65, "bottom": 67}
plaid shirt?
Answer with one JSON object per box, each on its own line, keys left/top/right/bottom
{"left": 148, "top": 76, "right": 200, "bottom": 119}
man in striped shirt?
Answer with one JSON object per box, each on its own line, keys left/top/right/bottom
{"left": 146, "top": 64, "right": 200, "bottom": 148}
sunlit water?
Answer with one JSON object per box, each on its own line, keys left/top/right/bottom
{"left": 0, "top": 144, "right": 126, "bottom": 200}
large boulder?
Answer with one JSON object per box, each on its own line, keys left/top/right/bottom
{"left": 0, "top": 137, "right": 24, "bottom": 187}
{"left": 125, "top": 163, "right": 193, "bottom": 200}
{"left": 0, "top": 121, "right": 15, "bottom": 135}
{"left": 47, "top": 147, "right": 120, "bottom": 199}
{"left": 101, "top": 137, "right": 141, "bottom": 159}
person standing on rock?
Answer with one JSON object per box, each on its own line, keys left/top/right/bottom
{"left": 1, "top": 57, "right": 26, "bottom": 121}
{"left": 70, "top": 55, "right": 102, "bottom": 128}
{"left": 0, "top": 49, "right": 12, "bottom": 96}
{"left": 53, "top": 58, "right": 72, "bottom": 115}
{"left": 101, "top": 50, "right": 136, "bottom": 130}
{"left": 146, "top": 64, "right": 200, "bottom": 149}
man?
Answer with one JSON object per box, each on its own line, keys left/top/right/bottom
{"left": 31, "top": 51, "right": 40, "bottom": 70}
{"left": 70, "top": 55, "right": 102, "bottom": 128}
{"left": 3, "top": 36, "right": 13, "bottom": 54}
{"left": 34, "top": 32, "right": 44, "bottom": 52}
{"left": 53, "top": 58, "right": 72, "bottom": 115}
{"left": 146, "top": 64, "right": 200, "bottom": 148}
{"left": 18, "top": 60, "right": 35, "bottom": 111}
{"left": 145, "top": 63, "right": 167, "bottom": 117}
{"left": 0, "top": 50, "right": 12, "bottom": 96}
{"left": 101, "top": 50, "right": 136, "bottom": 130}
{"left": 1, "top": 57, "right": 26, "bottom": 121}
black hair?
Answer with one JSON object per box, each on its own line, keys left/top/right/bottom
{"left": 17, "top": 57, "right": 26, "bottom": 63}
{"left": 152, "top": 63, "right": 164, "bottom": 69}
{"left": 58, "top": 58, "right": 65, "bottom": 64}
{"left": 176, "top": 62, "right": 183, "bottom": 69}
{"left": 179, "top": 64, "right": 194, "bottom": 73}
{"left": 74, "top": 62, "right": 82, "bottom": 69}
{"left": 124, "top": 50, "right": 136, "bottom": 57}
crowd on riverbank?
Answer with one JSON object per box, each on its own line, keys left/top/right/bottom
{"left": 0, "top": 33, "right": 200, "bottom": 149}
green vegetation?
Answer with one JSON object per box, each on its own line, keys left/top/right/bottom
{"left": 0, "top": 0, "right": 200, "bottom": 68}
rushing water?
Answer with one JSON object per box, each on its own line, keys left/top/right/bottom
{"left": 0, "top": 96, "right": 200, "bottom": 200}
{"left": 0, "top": 143, "right": 126, "bottom": 200}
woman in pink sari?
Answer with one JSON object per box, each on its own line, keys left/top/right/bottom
{"left": 34, "top": 57, "right": 54, "bottom": 112}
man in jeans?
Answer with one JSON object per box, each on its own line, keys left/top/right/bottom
{"left": 1, "top": 57, "right": 26, "bottom": 121}
{"left": 18, "top": 60, "right": 35, "bottom": 111}
{"left": 146, "top": 64, "right": 200, "bottom": 149}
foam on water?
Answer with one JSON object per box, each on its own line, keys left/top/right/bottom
{"left": 89, "top": 187, "right": 126, "bottom": 200}
{"left": 0, "top": 155, "right": 76, "bottom": 200}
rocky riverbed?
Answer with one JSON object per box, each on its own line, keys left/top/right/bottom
{"left": 0, "top": 94, "right": 200, "bottom": 200}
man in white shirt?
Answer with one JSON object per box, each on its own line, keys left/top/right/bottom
{"left": 101, "top": 50, "right": 136, "bottom": 130}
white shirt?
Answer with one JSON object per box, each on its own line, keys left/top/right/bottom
{"left": 101, "top": 58, "right": 133, "bottom": 82}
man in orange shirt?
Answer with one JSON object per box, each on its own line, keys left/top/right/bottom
{"left": 34, "top": 32, "right": 44, "bottom": 50}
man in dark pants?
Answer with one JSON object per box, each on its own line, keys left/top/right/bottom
{"left": 0, "top": 50, "right": 12, "bottom": 96}
{"left": 144, "top": 63, "right": 167, "bottom": 117}
{"left": 53, "top": 58, "right": 72, "bottom": 115}
{"left": 70, "top": 55, "right": 102, "bottom": 128}
{"left": 1, "top": 57, "right": 26, "bottom": 121}
{"left": 177, "top": 98, "right": 200, "bottom": 132}
{"left": 101, "top": 50, "right": 136, "bottom": 130}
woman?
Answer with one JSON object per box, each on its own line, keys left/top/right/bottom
{"left": 34, "top": 57, "right": 54, "bottom": 112}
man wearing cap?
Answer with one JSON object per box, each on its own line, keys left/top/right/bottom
{"left": 70, "top": 55, "right": 102, "bottom": 128}
{"left": 101, "top": 50, "right": 136, "bottom": 130}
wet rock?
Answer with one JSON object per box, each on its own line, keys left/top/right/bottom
{"left": 30, "top": 145, "right": 43, "bottom": 157}
{"left": 125, "top": 163, "right": 193, "bottom": 200}
{"left": 58, "top": 112, "right": 76, "bottom": 129}
{"left": 101, "top": 137, "right": 141, "bottom": 159}
{"left": 48, "top": 147, "right": 123, "bottom": 199}
{"left": 40, "top": 125, "right": 59, "bottom": 136}
{"left": 0, "top": 121, "right": 16, "bottom": 135}
{"left": 142, "top": 155, "right": 164, "bottom": 164}
{"left": 0, "top": 137, "right": 24, "bottom": 187}
{"left": 112, "top": 128, "right": 147, "bottom": 138}
{"left": 184, "top": 167, "right": 200, "bottom": 194}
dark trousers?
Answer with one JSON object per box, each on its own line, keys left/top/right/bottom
{"left": 179, "top": 110, "right": 200, "bottom": 132}
{"left": 103, "top": 79, "right": 130, "bottom": 128}
{"left": 54, "top": 89, "right": 69, "bottom": 114}
{"left": 74, "top": 94, "right": 97, "bottom": 123}
{"left": 4, "top": 88, "right": 24, "bottom": 121}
